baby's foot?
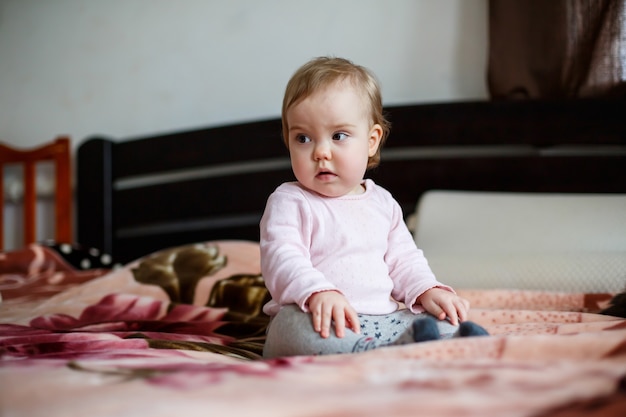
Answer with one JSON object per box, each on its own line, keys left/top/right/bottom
{"left": 458, "top": 321, "right": 489, "bottom": 337}
{"left": 412, "top": 316, "right": 440, "bottom": 342}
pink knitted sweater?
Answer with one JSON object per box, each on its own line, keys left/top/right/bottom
{"left": 260, "top": 179, "right": 452, "bottom": 316}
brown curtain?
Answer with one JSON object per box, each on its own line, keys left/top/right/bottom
{"left": 488, "top": 0, "right": 626, "bottom": 99}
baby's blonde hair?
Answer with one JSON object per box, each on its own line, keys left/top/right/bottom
{"left": 281, "top": 57, "right": 390, "bottom": 169}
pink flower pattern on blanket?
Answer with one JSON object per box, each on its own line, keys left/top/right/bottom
{"left": 1, "top": 242, "right": 626, "bottom": 416}
{"left": 1, "top": 293, "right": 232, "bottom": 360}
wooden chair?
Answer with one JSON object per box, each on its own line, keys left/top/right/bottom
{"left": 0, "top": 137, "right": 72, "bottom": 251}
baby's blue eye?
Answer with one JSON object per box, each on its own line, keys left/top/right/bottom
{"left": 332, "top": 132, "right": 348, "bottom": 141}
{"left": 295, "top": 134, "right": 310, "bottom": 143}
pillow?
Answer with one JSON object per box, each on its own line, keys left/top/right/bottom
{"left": 413, "top": 191, "right": 626, "bottom": 293}
{"left": 41, "top": 240, "right": 121, "bottom": 270}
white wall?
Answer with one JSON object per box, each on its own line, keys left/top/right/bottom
{"left": 0, "top": 0, "right": 487, "bottom": 148}
{"left": 0, "top": 0, "right": 488, "bottom": 249}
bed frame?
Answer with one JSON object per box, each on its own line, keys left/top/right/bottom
{"left": 77, "top": 98, "right": 626, "bottom": 263}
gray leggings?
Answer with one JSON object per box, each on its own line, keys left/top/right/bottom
{"left": 263, "top": 304, "right": 458, "bottom": 358}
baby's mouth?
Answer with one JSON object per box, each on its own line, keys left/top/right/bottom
{"left": 316, "top": 170, "right": 336, "bottom": 179}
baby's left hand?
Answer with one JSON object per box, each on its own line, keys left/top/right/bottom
{"left": 416, "top": 288, "right": 470, "bottom": 325}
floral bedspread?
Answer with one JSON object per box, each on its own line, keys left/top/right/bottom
{"left": 1, "top": 241, "right": 625, "bottom": 417}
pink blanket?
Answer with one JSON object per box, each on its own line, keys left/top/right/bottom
{"left": 1, "top": 241, "right": 625, "bottom": 417}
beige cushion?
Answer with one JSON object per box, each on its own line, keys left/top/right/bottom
{"left": 413, "top": 191, "right": 626, "bottom": 292}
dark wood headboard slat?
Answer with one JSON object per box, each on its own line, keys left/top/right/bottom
{"left": 113, "top": 225, "right": 263, "bottom": 262}
{"left": 111, "top": 119, "right": 285, "bottom": 178}
{"left": 386, "top": 99, "right": 625, "bottom": 147}
{"left": 76, "top": 138, "right": 115, "bottom": 254}
{"left": 116, "top": 212, "right": 263, "bottom": 239}
{"left": 78, "top": 99, "right": 626, "bottom": 263}
{"left": 114, "top": 157, "right": 291, "bottom": 190}
{"left": 370, "top": 155, "right": 626, "bottom": 215}
{"left": 112, "top": 170, "right": 294, "bottom": 228}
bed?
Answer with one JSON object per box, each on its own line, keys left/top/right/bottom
{"left": 2, "top": 98, "right": 626, "bottom": 416}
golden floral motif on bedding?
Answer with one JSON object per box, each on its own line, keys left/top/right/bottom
{"left": 130, "top": 243, "right": 271, "bottom": 356}
{"left": 131, "top": 244, "right": 227, "bottom": 304}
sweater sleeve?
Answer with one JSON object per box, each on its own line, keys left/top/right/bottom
{"left": 384, "top": 196, "right": 454, "bottom": 313}
{"left": 260, "top": 186, "right": 339, "bottom": 315}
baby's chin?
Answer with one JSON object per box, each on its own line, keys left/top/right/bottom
{"left": 306, "top": 183, "right": 364, "bottom": 198}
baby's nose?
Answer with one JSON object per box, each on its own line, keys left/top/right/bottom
{"left": 313, "top": 141, "right": 331, "bottom": 160}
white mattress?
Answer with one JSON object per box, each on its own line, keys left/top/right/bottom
{"left": 413, "top": 191, "right": 626, "bottom": 293}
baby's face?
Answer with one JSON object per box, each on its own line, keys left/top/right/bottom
{"left": 285, "top": 81, "right": 382, "bottom": 197}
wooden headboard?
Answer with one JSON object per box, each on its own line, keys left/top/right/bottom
{"left": 77, "top": 98, "right": 626, "bottom": 263}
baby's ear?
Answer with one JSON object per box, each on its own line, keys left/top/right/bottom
{"left": 368, "top": 124, "right": 383, "bottom": 156}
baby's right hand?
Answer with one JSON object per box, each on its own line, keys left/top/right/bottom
{"left": 307, "top": 290, "right": 360, "bottom": 338}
